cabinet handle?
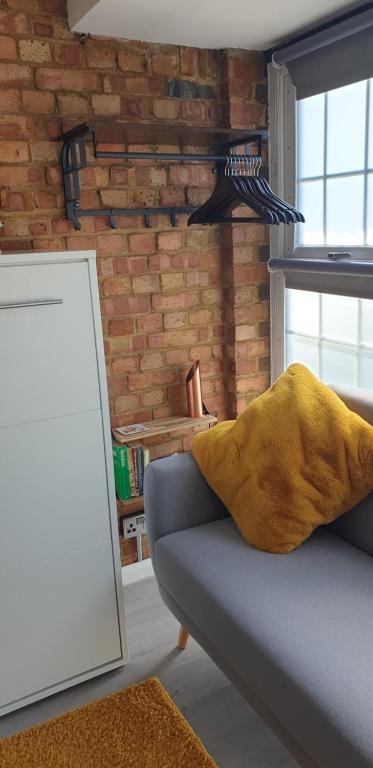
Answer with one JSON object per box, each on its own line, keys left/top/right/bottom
{"left": 0, "top": 299, "right": 63, "bottom": 309}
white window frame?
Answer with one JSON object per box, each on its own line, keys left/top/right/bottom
{"left": 268, "top": 63, "right": 373, "bottom": 382}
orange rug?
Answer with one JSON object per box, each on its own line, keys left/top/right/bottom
{"left": 0, "top": 677, "right": 217, "bottom": 767}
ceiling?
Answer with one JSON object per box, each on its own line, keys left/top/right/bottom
{"left": 68, "top": 0, "right": 358, "bottom": 50}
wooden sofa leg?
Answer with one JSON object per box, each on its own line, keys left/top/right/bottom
{"left": 177, "top": 625, "right": 189, "bottom": 650}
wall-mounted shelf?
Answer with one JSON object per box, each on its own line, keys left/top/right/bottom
{"left": 56, "top": 121, "right": 268, "bottom": 231}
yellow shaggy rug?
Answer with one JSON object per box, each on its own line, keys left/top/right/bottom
{"left": 0, "top": 678, "right": 217, "bottom": 768}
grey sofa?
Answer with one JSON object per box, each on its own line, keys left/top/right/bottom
{"left": 144, "top": 385, "right": 373, "bottom": 768}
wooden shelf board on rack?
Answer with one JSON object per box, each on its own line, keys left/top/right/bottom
{"left": 62, "top": 119, "right": 268, "bottom": 148}
{"left": 117, "top": 496, "right": 144, "bottom": 518}
{"left": 112, "top": 414, "right": 217, "bottom": 444}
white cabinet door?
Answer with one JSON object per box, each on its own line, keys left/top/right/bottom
{"left": 0, "top": 261, "right": 100, "bottom": 427}
{"left": 0, "top": 541, "right": 122, "bottom": 711}
{"left": 0, "top": 411, "right": 114, "bottom": 572}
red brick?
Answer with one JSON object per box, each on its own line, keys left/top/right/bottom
{"left": 110, "top": 167, "right": 128, "bottom": 186}
{"left": 112, "top": 356, "right": 139, "bottom": 375}
{"left": 103, "top": 75, "right": 128, "bottom": 95}
{"left": 165, "top": 349, "right": 190, "bottom": 365}
{"left": 0, "top": 88, "right": 21, "bottom": 111}
{"left": 57, "top": 93, "right": 89, "bottom": 115}
{"left": 186, "top": 271, "right": 209, "bottom": 288}
{"left": 136, "top": 314, "right": 162, "bottom": 334}
{"left": 92, "top": 94, "right": 121, "bottom": 115}
{"left": 0, "top": 11, "right": 29, "bottom": 35}
{"left": 30, "top": 139, "right": 58, "bottom": 162}
{"left": 180, "top": 47, "right": 198, "bottom": 77}
{"left": 0, "top": 165, "right": 42, "bottom": 185}
{"left": 228, "top": 101, "right": 264, "bottom": 129}
{"left": 228, "top": 52, "right": 264, "bottom": 83}
{"left": 102, "top": 277, "right": 131, "bottom": 296}
{"left": 0, "top": 63, "right": 32, "bottom": 87}
{"left": 161, "top": 273, "right": 184, "bottom": 290}
{"left": 0, "top": 35, "right": 17, "bottom": 59}
{"left": 132, "top": 274, "right": 160, "bottom": 294}
{"left": 128, "top": 233, "right": 155, "bottom": 254}
{"left": 169, "top": 164, "right": 211, "bottom": 186}
{"left": 121, "top": 97, "right": 152, "bottom": 119}
{"left": 141, "top": 389, "right": 164, "bottom": 407}
{"left": 181, "top": 100, "right": 206, "bottom": 122}
{"left": 151, "top": 53, "right": 178, "bottom": 76}
{"left": 0, "top": 140, "right": 29, "bottom": 162}
{"left": 35, "top": 189, "right": 59, "bottom": 209}
{"left": 99, "top": 189, "right": 127, "bottom": 208}
{"left": 86, "top": 42, "right": 115, "bottom": 69}
{"left": 36, "top": 68, "right": 98, "bottom": 92}
{"left": 140, "top": 351, "right": 164, "bottom": 371}
{"left": 117, "top": 50, "right": 146, "bottom": 73}
{"left": 157, "top": 231, "right": 183, "bottom": 251}
{"left": 53, "top": 43, "right": 84, "bottom": 67}
{"left": 109, "top": 318, "right": 134, "bottom": 336}
{"left": 153, "top": 99, "right": 180, "bottom": 120}
{"left": 39, "top": 0, "right": 65, "bottom": 13}
{"left": 114, "top": 394, "right": 139, "bottom": 414}
{"left": 128, "top": 369, "right": 176, "bottom": 391}
{"left": 19, "top": 38, "right": 51, "bottom": 63}
{"left": 0, "top": 189, "right": 34, "bottom": 210}
{"left": 163, "top": 311, "right": 187, "bottom": 330}
{"left": 189, "top": 308, "right": 211, "bottom": 325}
{"left": 96, "top": 234, "right": 125, "bottom": 257}
{"left": 22, "top": 90, "right": 55, "bottom": 113}
{"left": 152, "top": 292, "right": 199, "bottom": 311}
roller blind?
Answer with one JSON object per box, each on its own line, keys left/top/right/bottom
{"left": 269, "top": 258, "right": 373, "bottom": 298}
{"left": 272, "top": 4, "right": 373, "bottom": 99}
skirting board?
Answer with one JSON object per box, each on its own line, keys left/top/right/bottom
{"left": 122, "top": 558, "right": 154, "bottom": 587}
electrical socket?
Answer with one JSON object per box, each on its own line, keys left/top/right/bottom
{"left": 123, "top": 513, "right": 146, "bottom": 540}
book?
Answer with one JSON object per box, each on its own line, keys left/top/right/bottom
{"left": 112, "top": 444, "right": 131, "bottom": 501}
{"left": 115, "top": 423, "right": 148, "bottom": 437}
{"left": 139, "top": 446, "right": 150, "bottom": 495}
{"left": 127, "top": 446, "right": 138, "bottom": 497}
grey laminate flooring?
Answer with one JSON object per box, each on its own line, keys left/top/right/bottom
{"left": 0, "top": 577, "right": 298, "bottom": 768}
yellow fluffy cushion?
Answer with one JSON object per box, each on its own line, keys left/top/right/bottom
{"left": 192, "top": 363, "right": 373, "bottom": 553}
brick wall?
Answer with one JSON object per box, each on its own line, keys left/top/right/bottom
{"left": 0, "top": 0, "right": 270, "bottom": 438}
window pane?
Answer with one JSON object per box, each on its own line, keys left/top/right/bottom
{"left": 286, "top": 333, "right": 319, "bottom": 377}
{"left": 297, "top": 180, "right": 324, "bottom": 245}
{"left": 327, "top": 80, "right": 366, "bottom": 174}
{"left": 320, "top": 342, "right": 356, "bottom": 386}
{"left": 361, "top": 299, "right": 373, "bottom": 347}
{"left": 321, "top": 294, "right": 358, "bottom": 344}
{"left": 367, "top": 173, "right": 373, "bottom": 245}
{"left": 360, "top": 353, "right": 373, "bottom": 389}
{"left": 326, "top": 175, "right": 364, "bottom": 245}
{"left": 297, "top": 94, "right": 324, "bottom": 179}
{"left": 286, "top": 288, "right": 319, "bottom": 336}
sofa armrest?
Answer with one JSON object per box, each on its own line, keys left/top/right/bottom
{"left": 144, "top": 452, "right": 228, "bottom": 569}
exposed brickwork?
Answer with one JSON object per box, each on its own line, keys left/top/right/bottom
{"left": 0, "top": 1, "right": 269, "bottom": 561}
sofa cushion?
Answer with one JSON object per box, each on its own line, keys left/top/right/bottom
{"left": 156, "top": 519, "right": 373, "bottom": 768}
{"left": 192, "top": 363, "right": 373, "bottom": 554}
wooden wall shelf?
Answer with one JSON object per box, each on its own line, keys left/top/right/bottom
{"left": 112, "top": 414, "right": 217, "bottom": 444}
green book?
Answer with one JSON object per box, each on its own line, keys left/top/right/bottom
{"left": 112, "top": 444, "right": 131, "bottom": 501}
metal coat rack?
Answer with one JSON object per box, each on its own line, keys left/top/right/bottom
{"left": 56, "top": 122, "right": 268, "bottom": 231}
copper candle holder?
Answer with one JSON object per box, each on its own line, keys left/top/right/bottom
{"left": 186, "top": 360, "right": 203, "bottom": 418}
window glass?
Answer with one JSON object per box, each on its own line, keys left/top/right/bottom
{"left": 297, "top": 180, "right": 323, "bottom": 245}
{"left": 296, "top": 78, "right": 371, "bottom": 247}
{"left": 326, "top": 175, "right": 364, "bottom": 245}
{"left": 297, "top": 93, "right": 324, "bottom": 179}
{"left": 327, "top": 81, "right": 366, "bottom": 174}
{"left": 285, "top": 289, "right": 373, "bottom": 389}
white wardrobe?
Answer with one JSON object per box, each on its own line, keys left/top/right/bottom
{"left": 0, "top": 250, "right": 127, "bottom": 715}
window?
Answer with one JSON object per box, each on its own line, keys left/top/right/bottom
{"left": 286, "top": 289, "right": 373, "bottom": 387}
{"left": 281, "top": 78, "right": 373, "bottom": 389}
{"left": 296, "top": 78, "right": 373, "bottom": 250}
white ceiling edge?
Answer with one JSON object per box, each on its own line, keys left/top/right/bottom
{"left": 68, "top": 0, "right": 358, "bottom": 51}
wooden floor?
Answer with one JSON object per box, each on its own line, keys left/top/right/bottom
{"left": 0, "top": 577, "right": 298, "bottom": 767}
